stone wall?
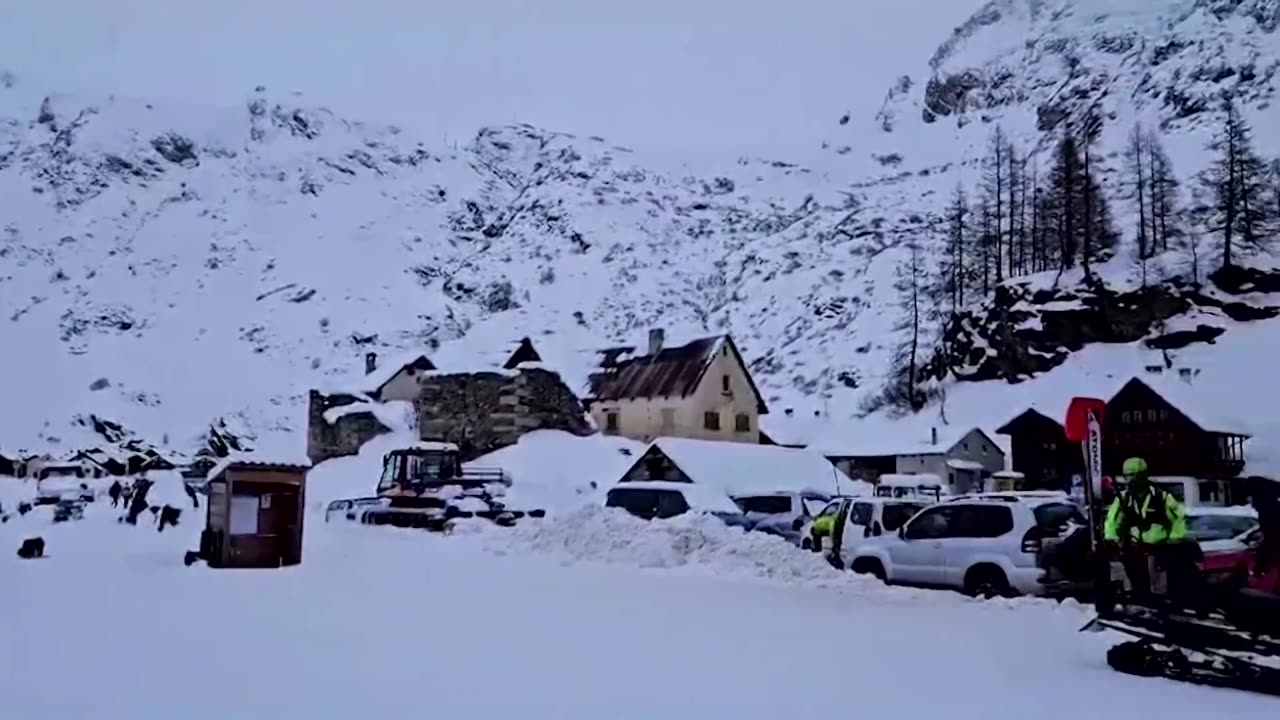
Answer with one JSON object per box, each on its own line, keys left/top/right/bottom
{"left": 417, "top": 368, "right": 593, "bottom": 461}
{"left": 306, "top": 390, "right": 392, "bottom": 465}
{"left": 307, "top": 368, "right": 593, "bottom": 465}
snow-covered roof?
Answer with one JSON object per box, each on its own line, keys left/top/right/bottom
{"left": 1186, "top": 505, "right": 1258, "bottom": 519}
{"left": 809, "top": 423, "right": 990, "bottom": 458}
{"left": 758, "top": 409, "right": 830, "bottom": 447}
{"left": 946, "top": 459, "right": 985, "bottom": 471}
{"left": 318, "top": 350, "right": 436, "bottom": 397}
{"left": 878, "top": 473, "right": 944, "bottom": 488}
{"left": 206, "top": 454, "right": 312, "bottom": 482}
{"left": 406, "top": 440, "right": 461, "bottom": 452}
{"left": 586, "top": 334, "right": 768, "bottom": 414}
{"left": 322, "top": 400, "right": 416, "bottom": 433}
{"left": 637, "top": 437, "right": 865, "bottom": 497}
{"left": 606, "top": 480, "right": 743, "bottom": 515}
{"left": 1122, "top": 376, "right": 1253, "bottom": 437}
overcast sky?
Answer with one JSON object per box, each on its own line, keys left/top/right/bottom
{"left": 0, "top": 0, "right": 977, "bottom": 152}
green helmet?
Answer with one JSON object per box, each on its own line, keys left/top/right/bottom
{"left": 1122, "top": 456, "right": 1149, "bottom": 479}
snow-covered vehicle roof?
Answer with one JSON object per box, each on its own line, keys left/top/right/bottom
{"left": 641, "top": 436, "right": 868, "bottom": 497}
{"left": 730, "top": 489, "right": 833, "bottom": 500}
{"left": 1186, "top": 505, "right": 1259, "bottom": 519}
{"left": 878, "top": 473, "right": 944, "bottom": 488}
{"left": 607, "top": 480, "right": 743, "bottom": 515}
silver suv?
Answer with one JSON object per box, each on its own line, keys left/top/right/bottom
{"left": 847, "top": 496, "right": 1085, "bottom": 597}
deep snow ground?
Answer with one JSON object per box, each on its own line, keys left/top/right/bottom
{"left": 3, "top": 483, "right": 1277, "bottom": 718}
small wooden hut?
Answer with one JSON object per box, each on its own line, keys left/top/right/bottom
{"left": 201, "top": 460, "right": 309, "bottom": 569}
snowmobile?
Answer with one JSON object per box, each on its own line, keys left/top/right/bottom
{"left": 1063, "top": 398, "right": 1280, "bottom": 696}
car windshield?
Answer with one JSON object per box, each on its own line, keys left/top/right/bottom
{"left": 735, "top": 496, "right": 792, "bottom": 515}
{"left": 801, "top": 497, "right": 829, "bottom": 516}
{"left": 881, "top": 503, "right": 923, "bottom": 531}
{"left": 1187, "top": 513, "right": 1257, "bottom": 542}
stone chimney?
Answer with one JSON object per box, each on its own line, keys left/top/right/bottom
{"left": 930, "top": 427, "right": 938, "bottom": 446}
{"left": 365, "top": 352, "right": 378, "bottom": 375}
{"left": 648, "top": 328, "right": 664, "bottom": 356}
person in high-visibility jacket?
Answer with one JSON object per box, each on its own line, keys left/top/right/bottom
{"left": 1104, "top": 457, "right": 1188, "bottom": 601}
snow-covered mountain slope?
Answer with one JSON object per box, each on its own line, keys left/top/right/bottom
{"left": 868, "top": 0, "right": 1280, "bottom": 163}
{"left": 2, "top": 0, "right": 1279, "bottom": 460}
{"left": 802, "top": 0, "right": 1280, "bottom": 463}
{"left": 0, "top": 80, "right": 934, "bottom": 456}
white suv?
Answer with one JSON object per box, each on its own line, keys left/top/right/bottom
{"left": 847, "top": 496, "right": 1085, "bottom": 597}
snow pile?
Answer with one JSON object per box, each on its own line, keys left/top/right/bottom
{"left": 482, "top": 505, "right": 854, "bottom": 586}
{"left": 466, "top": 430, "right": 645, "bottom": 512}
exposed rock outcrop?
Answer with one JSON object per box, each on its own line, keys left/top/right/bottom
{"left": 940, "top": 272, "right": 1280, "bottom": 383}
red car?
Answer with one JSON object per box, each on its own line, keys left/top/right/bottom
{"left": 1187, "top": 508, "right": 1263, "bottom": 589}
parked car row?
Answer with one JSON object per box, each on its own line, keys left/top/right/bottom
{"left": 603, "top": 481, "right": 1267, "bottom": 599}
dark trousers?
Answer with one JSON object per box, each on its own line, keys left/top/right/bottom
{"left": 1120, "top": 546, "right": 1156, "bottom": 603}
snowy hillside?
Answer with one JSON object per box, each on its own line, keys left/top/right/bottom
{"left": 0, "top": 80, "right": 941, "bottom": 457}
{"left": 3, "top": 0, "right": 1280, "bottom": 461}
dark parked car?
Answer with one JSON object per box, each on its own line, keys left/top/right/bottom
{"left": 605, "top": 481, "right": 747, "bottom": 525}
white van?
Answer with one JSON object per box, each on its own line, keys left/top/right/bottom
{"left": 874, "top": 473, "right": 946, "bottom": 501}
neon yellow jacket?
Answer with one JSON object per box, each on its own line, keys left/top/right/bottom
{"left": 812, "top": 514, "right": 836, "bottom": 538}
{"left": 1103, "top": 487, "right": 1187, "bottom": 544}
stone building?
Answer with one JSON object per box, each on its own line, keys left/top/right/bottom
{"left": 417, "top": 367, "right": 593, "bottom": 461}
{"left": 306, "top": 390, "right": 397, "bottom": 465}
{"left": 307, "top": 338, "right": 593, "bottom": 465}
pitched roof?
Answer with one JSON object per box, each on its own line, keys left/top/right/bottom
{"left": 1116, "top": 377, "right": 1252, "bottom": 437}
{"left": 809, "top": 422, "right": 1005, "bottom": 459}
{"left": 365, "top": 353, "right": 436, "bottom": 397}
{"left": 586, "top": 334, "right": 767, "bottom": 414}
{"left": 625, "top": 437, "right": 868, "bottom": 496}
{"left": 206, "top": 455, "right": 312, "bottom": 482}
{"left": 994, "top": 408, "right": 1063, "bottom": 435}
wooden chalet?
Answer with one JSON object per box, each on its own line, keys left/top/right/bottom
{"left": 995, "top": 409, "right": 1083, "bottom": 491}
{"left": 996, "top": 377, "right": 1249, "bottom": 491}
{"left": 1104, "top": 378, "right": 1248, "bottom": 479}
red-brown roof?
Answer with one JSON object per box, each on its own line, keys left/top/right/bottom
{"left": 586, "top": 335, "right": 767, "bottom": 414}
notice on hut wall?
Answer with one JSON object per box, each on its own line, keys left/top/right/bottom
{"left": 229, "top": 494, "right": 260, "bottom": 535}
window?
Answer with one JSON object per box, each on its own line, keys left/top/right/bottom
{"left": 950, "top": 505, "right": 1015, "bottom": 538}
{"left": 903, "top": 507, "right": 953, "bottom": 540}
{"left": 654, "top": 490, "right": 691, "bottom": 519}
{"left": 814, "top": 500, "right": 842, "bottom": 521}
{"left": 1186, "top": 514, "right": 1257, "bottom": 542}
{"left": 704, "top": 411, "right": 721, "bottom": 431}
{"left": 850, "top": 502, "right": 874, "bottom": 527}
{"left": 735, "top": 413, "right": 751, "bottom": 433}
{"left": 881, "top": 503, "right": 924, "bottom": 531}
{"left": 605, "top": 412, "right": 619, "bottom": 432}
{"left": 660, "top": 408, "right": 676, "bottom": 433}
{"left": 1033, "top": 503, "right": 1085, "bottom": 529}
{"left": 721, "top": 374, "right": 731, "bottom": 393}
{"left": 801, "top": 496, "right": 829, "bottom": 516}
{"left": 1199, "top": 481, "right": 1221, "bottom": 504}
{"left": 606, "top": 488, "right": 660, "bottom": 519}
